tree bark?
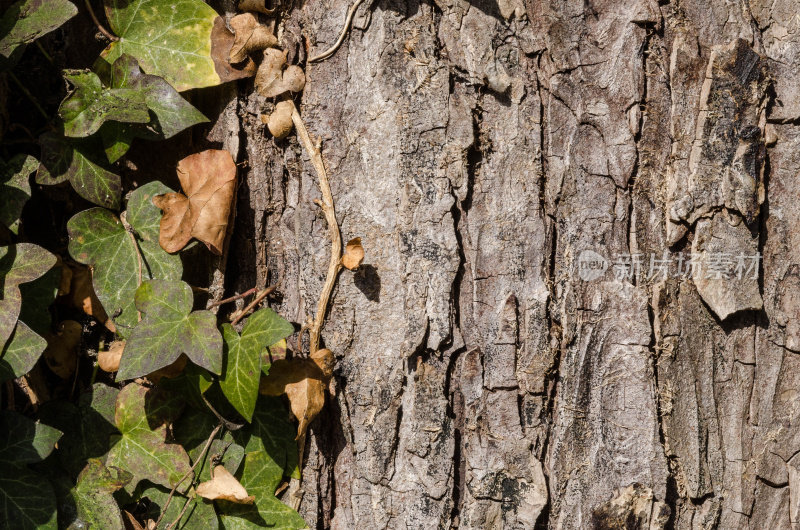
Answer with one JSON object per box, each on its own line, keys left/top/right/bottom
{"left": 217, "top": 0, "right": 800, "bottom": 527}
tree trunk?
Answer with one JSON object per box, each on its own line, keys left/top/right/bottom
{"left": 217, "top": 0, "right": 800, "bottom": 526}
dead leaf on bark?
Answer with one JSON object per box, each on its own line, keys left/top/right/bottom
{"left": 98, "top": 340, "right": 125, "bottom": 373}
{"left": 266, "top": 100, "right": 294, "bottom": 139}
{"left": 43, "top": 320, "right": 82, "bottom": 379}
{"left": 229, "top": 13, "right": 277, "bottom": 64}
{"left": 196, "top": 464, "right": 255, "bottom": 503}
{"left": 255, "top": 48, "right": 306, "bottom": 98}
{"left": 238, "top": 0, "right": 275, "bottom": 14}
{"left": 153, "top": 150, "right": 237, "bottom": 255}
{"left": 341, "top": 237, "right": 364, "bottom": 270}
{"left": 210, "top": 16, "right": 257, "bottom": 83}
{"left": 259, "top": 348, "right": 333, "bottom": 438}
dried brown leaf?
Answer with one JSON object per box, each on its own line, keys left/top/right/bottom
{"left": 196, "top": 465, "right": 255, "bottom": 503}
{"left": 43, "top": 320, "right": 82, "bottom": 379}
{"left": 153, "top": 150, "right": 237, "bottom": 255}
{"left": 229, "top": 13, "right": 277, "bottom": 64}
{"left": 254, "top": 48, "right": 306, "bottom": 98}
{"left": 238, "top": 0, "right": 276, "bottom": 14}
{"left": 210, "top": 16, "right": 257, "bottom": 83}
{"left": 67, "top": 264, "right": 110, "bottom": 323}
{"left": 267, "top": 100, "right": 294, "bottom": 139}
{"left": 98, "top": 340, "right": 125, "bottom": 372}
{"left": 341, "top": 237, "right": 364, "bottom": 270}
{"left": 259, "top": 348, "right": 334, "bottom": 438}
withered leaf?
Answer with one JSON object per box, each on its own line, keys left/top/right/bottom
{"left": 341, "top": 237, "right": 364, "bottom": 270}
{"left": 98, "top": 340, "right": 125, "bottom": 373}
{"left": 255, "top": 49, "right": 306, "bottom": 98}
{"left": 229, "top": 13, "right": 277, "bottom": 64}
{"left": 196, "top": 464, "right": 255, "bottom": 504}
{"left": 238, "top": 0, "right": 275, "bottom": 14}
{"left": 153, "top": 150, "right": 237, "bottom": 255}
{"left": 266, "top": 100, "right": 294, "bottom": 139}
{"left": 259, "top": 348, "right": 334, "bottom": 438}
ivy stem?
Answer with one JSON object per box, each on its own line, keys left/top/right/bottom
{"left": 120, "top": 212, "right": 143, "bottom": 322}
{"left": 289, "top": 100, "right": 343, "bottom": 355}
{"left": 7, "top": 72, "right": 49, "bottom": 121}
{"left": 154, "top": 423, "right": 222, "bottom": 529}
{"left": 35, "top": 42, "right": 54, "bottom": 64}
{"left": 308, "top": 0, "right": 365, "bottom": 62}
{"left": 208, "top": 287, "right": 258, "bottom": 308}
{"left": 230, "top": 286, "right": 275, "bottom": 325}
{"left": 83, "top": 0, "right": 118, "bottom": 41}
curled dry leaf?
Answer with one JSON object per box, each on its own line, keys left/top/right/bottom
{"left": 259, "top": 348, "right": 334, "bottom": 438}
{"left": 196, "top": 464, "right": 255, "bottom": 504}
{"left": 153, "top": 150, "right": 237, "bottom": 255}
{"left": 238, "top": 0, "right": 276, "bottom": 14}
{"left": 341, "top": 237, "right": 364, "bottom": 270}
{"left": 255, "top": 48, "right": 306, "bottom": 98}
{"left": 43, "top": 320, "right": 82, "bottom": 379}
{"left": 229, "top": 13, "right": 277, "bottom": 64}
{"left": 98, "top": 340, "right": 125, "bottom": 373}
{"left": 267, "top": 100, "right": 294, "bottom": 139}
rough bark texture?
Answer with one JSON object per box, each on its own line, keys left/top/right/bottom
{"left": 212, "top": 0, "right": 800, "bottom": 527}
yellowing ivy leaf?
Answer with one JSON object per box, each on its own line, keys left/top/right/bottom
{"left": 101, "top": 0, "right": 255, "bottom": 91}
{"left": 106, "top": 383, "right": 191, "bottom": 489}
{"left": 117, "top": 280, "right": 223, "bottom": 380}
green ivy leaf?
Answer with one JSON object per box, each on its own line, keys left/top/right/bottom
{"left": 101, "top": 0, "right": 223, "bottom": 91}
{"left": 18, "top": 264, "right": 60, "bottom": 335}
{"left": 235, "top": 396, "right": 299, "bottom": 480}
{"left": 158, "top": 361, "right": 213, "bottom": 410}
{"left": 0, "top": 320, "right": 47, "bottom": 381}
{"left": 70, "top": 459, "right": 131, "bottom": 530}
{"left": 98, "top": 54, "right": 208, "bottom": 162}
{"left": 118, "top": 280, "right": 223, "bottom": 379}
{"left": 220, "top": 308, "right": 294, "bottom": 422}
{"left": 59, "top": 69, "right": 150, "bottom": 138}
{"left": 0, "top": 154, "right": 36, "bottom": 234}
{"left": 38, "top": 384, "right": 120, "bottom": 476}
{"left": 37, "top": 132, "right": 122, "bottom": 209}
{"left": 0, "top": 411, "right": 62, "bottom": 529}
{"left": 106, "top": 383, "right": 191, "bottom": 489}
{"left": 218, "top": 451, "right": 308, "bottom": 530}
{"left": 67, "top": 181, "right": 182, "bottom": 337}
{"left": 140, "top": 483, "right": 219, "bottom": 529}
{"left": 0, "top": 0, "right": 77, "bottom": 58}
{"left": 173, "top": 407, "right": 244, "bottom": 483}
{"left": 0, "top": 243, "right": 56, "bottom": 347}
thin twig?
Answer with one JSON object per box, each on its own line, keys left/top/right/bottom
{"left": 166, "top": 496, "right": 193, "bottom": 530}
{"left": 83, "top": 0, "right": 118, "bottom": 41}
{"left": 154, "top": 423, "right": 222, "bottom": 529}
{"left": 308, "top": 0, "right": 366, "bottom": 63}
{"left": 120, "top": 212, "right": 143, "bottom": 322}
{"left": 230, "top": 286, "right": 275, "bottom": 325}
{"left": 7, "top": 72, "right": 49, "bottom": 121}
{"left": 208, "top": 287, "right": 258, "bottom": 308}
{"left": 289, "top": 101, "right": 343, "bottom": 354}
